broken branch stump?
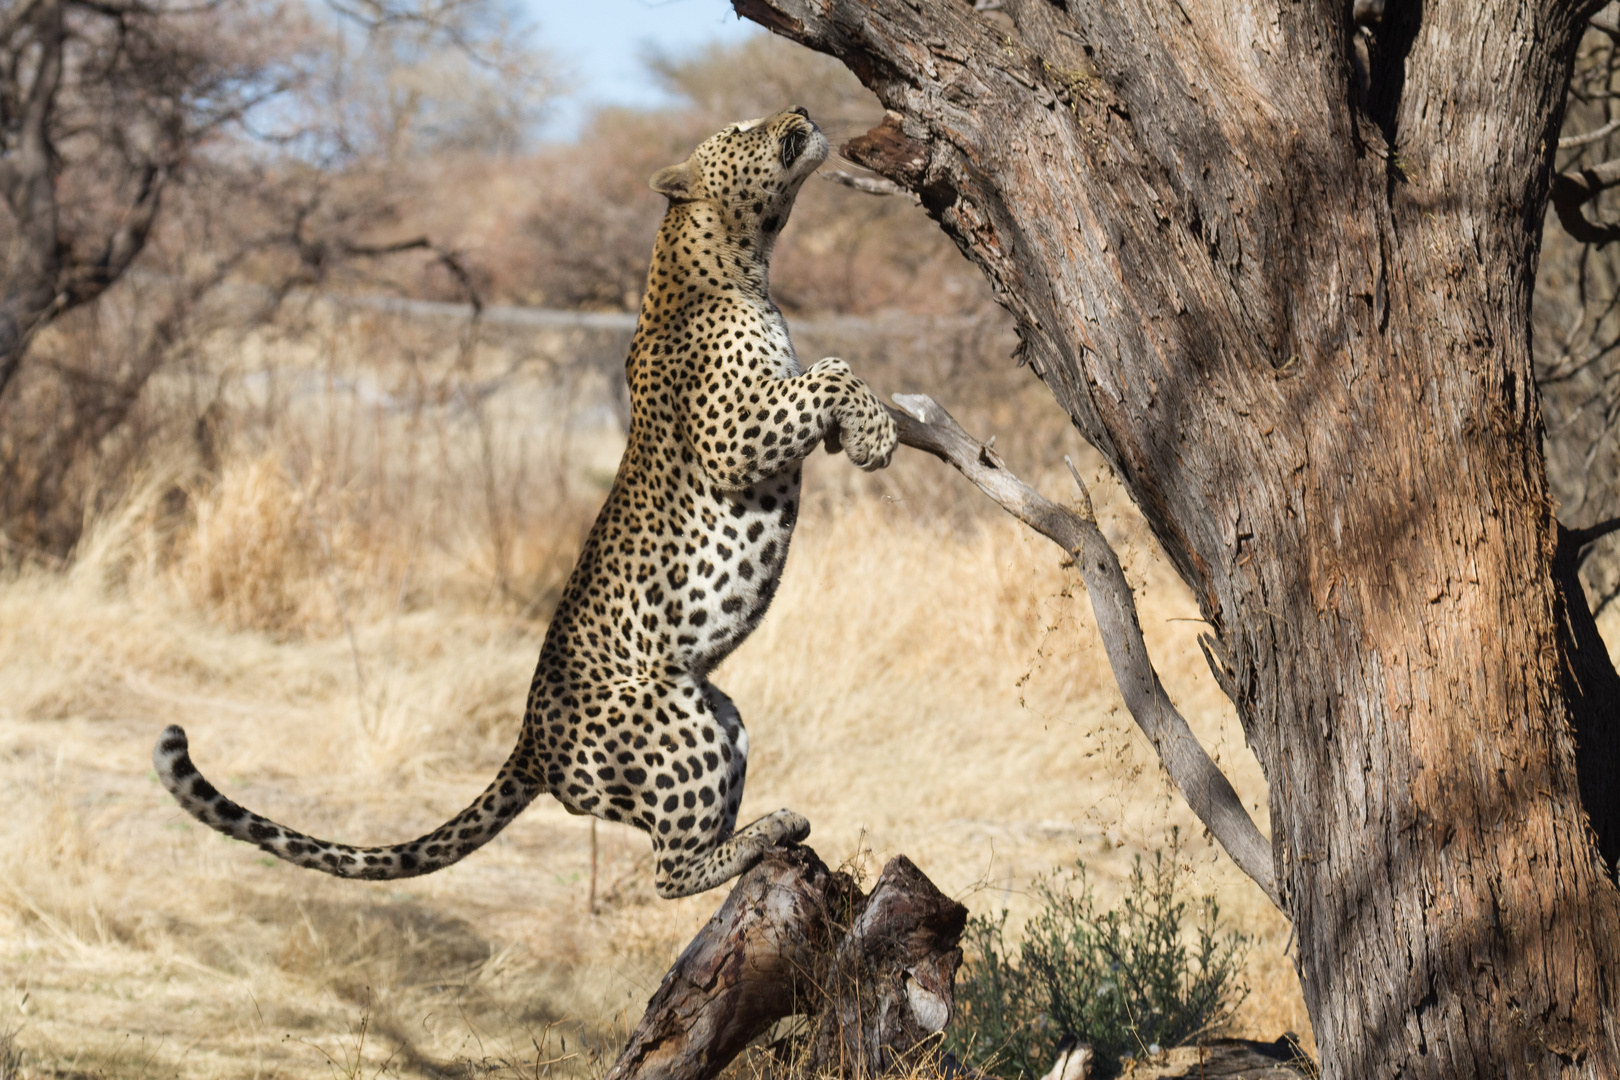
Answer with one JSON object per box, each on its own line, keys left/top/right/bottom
{"left": 605, "top": 846, "right": 968, "bottom": 1080}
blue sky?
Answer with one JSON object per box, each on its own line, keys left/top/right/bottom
{"left": 525, "top": 0, "right": 764, "bottom": 140}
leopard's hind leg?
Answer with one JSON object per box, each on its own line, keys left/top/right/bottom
{"left": 565, "top": 677, "right": 806, "bottom": 898}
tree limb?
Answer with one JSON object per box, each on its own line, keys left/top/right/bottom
{"left": 887, "top": 394, "right": 1282, "bottom": 911}
{"left": 57, "top": 162, "right": 171, "bottom": 308}
{"left": 822, "top": 168, "right": 920, "bottom": 201}
{"left": 0, "top": 0, "right": 46, "bottom": 59}
{"left": 1558, "top": 117, "right": 1620, "bottom": 149}
{"left": 1551, "top": 158, "right": 1620, "bottom": 245}
{"left": 1592, "top": 4, "right": 1620, "bottom": 39}
{"left": 0, "top": 0, "right": 67, "bottom": 402}
{"left": 346, "top": 237, "right": 483, "bottom": 313}
{"left": 1564, "top": 514, "right": 1620, "bottom": 551}
{"left": 289, "top": 228, "right": 484, "bottom": 314}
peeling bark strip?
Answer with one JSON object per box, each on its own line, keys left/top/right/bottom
{"left": 888, "top": 394, "right": 1280, "bottom": 909}
{"left": 737, "top": 0, "right": 1620, "bottom": 1076}
{"left": 803, "top": 854, "right": 967, "bottom": 1077}
{"left": 843, "top": 113, "right": 931, "bottom": 189}
{"left": 604, "top": 848, "right": 966, "bottom": 1080}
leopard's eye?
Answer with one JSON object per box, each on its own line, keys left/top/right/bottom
{"left": 780, "top": 129, "right": 808, "bottom": 170}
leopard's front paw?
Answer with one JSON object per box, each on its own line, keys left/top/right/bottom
{"left": 839, "top": 394, "right": 899, "bottom": 472}
{"left": 809, "top": 356, "right": 897, "bottom": 471}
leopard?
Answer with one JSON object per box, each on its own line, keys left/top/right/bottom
{"left": 153, "top": 107, "right": 900, "bottom": 899}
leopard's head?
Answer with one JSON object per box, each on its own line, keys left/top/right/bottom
{"left": 649, "top": 107, "right": 829, "bottom": 254}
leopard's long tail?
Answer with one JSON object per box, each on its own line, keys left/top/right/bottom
{"left": 152, "top": 724, "right": 542, "bottom": 880}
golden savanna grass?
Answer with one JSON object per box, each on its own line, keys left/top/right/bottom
{"left": 11, "top": 301, "right": 1590, "bottom": 1078}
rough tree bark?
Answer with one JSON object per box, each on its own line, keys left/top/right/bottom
{"left": 732, "top": 0, "right": 1620, "bottom": 1076}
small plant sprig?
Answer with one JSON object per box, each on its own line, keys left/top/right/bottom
{"left": 948, "top": 833, "right": 1251, "bottom": 1080}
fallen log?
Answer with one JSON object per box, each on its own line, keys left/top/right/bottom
{"left": 1120, "top": 1037, "right": 1314, "bottom": 1079}
{"left": 605, "top": 846, "right": 968, "bottom": 1080}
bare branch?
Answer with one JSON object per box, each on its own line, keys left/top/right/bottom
{"left": 887, "top": 393, "right": 1281, "bottom": 910}
{"left": 53, "top": 162, "right": 170, "bottom": 310}
{"left": 1565, "top": 514, "right": 1620, "bottom": 550}
{"left": 0, "top": 0, "right": 46, "bottom": 52}
{"left": 821, "top": 168, "right": 920, "bottom": 201}
{"left": 0, "top": 0, "right": 67, "bottom": 402}
{"left": 1551, "top": 158, "right": 1620, "bottom": 244}
{"left": 3, "top": 0, "right": 64, "bottom": 240}
{"left": 1592, "top": 4, "right": 1620, "bottom": 39}
{"left": 333, "top": 236, "right": 484, "bottom": 313}
{"left": 1560, "top": 117, "right": 1620, "bottom": 148}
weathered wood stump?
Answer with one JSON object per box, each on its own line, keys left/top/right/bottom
{"left": 604, "top": 846, "right": 968, "bottom": 1080}
{"left": 1119, "top": 1038, "right": 1314, "bottom": 1079}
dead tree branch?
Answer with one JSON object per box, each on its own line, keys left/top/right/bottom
{"left": 1551, "top": 158, "right": 1620, "bottom": 244}
{"left": 604, "top": 847, "right": 966, "bottom": 1080}
{"left": 1592, "top": 5, "right": 1620, "bottom": 39}
{"left": 1565, "top": 514, "right": 1620, "bottom": 552}
{"left": 1558, "top": 117, "right": 1620, "bottom": 149}
{"left": 887, "top": 394, "right": 1281, "bottom": 910}
{"left": 822, "top": 168, "right": 920, "bottom": 201}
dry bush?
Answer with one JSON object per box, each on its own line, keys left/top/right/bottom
{"left": 0, "top": 263, "right": 230, "bottom": 561}
{"left": 177, "top": 453, "right": 337, "bottom": 635}
{"left": 173, "top": 323, "right": 593, "bottom": 635}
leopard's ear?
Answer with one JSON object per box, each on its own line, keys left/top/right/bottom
{"left": 650, "top": 159, "right": 700, "bottom": 202}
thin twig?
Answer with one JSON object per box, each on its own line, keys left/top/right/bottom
{"left": 821, "top": 168, "right": 921, "bottom": 201}
{"left": 1560, "top": 117, "right": 1620, "bottom": 149}
{"left": 588, "top": 819, "right": 598, "bottom": 915}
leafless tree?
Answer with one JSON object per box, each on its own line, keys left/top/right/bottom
{"left": 0, "top": 0, "right": 289, "bottom": 401}
{"left": 0, "top": 0, "right": 544, "bottom": 556}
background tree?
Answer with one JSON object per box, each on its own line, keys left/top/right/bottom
{"left": 0, "top": 0, "right": 286, "bottom": 400}
{"left": 729, "top": 0, "right": 1620, "bottom": 1075}
{"left": 0, "top": 0, "right": 547, "bottom": 557}
{"left": 1539, "top": 15, "right": 1620, "bottom": 616}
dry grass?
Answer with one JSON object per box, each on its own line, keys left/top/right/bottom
{"left": 0, "top": 308, "right": 1369, "bottom": 1078}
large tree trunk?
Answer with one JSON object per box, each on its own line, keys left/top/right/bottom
{"left": 734, "top": 0, "right": 1620, "bottom": 1076}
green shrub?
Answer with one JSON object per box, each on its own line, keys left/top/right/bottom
{"left": 948, "top": 840, "right": 1251, "bottom": 1080}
